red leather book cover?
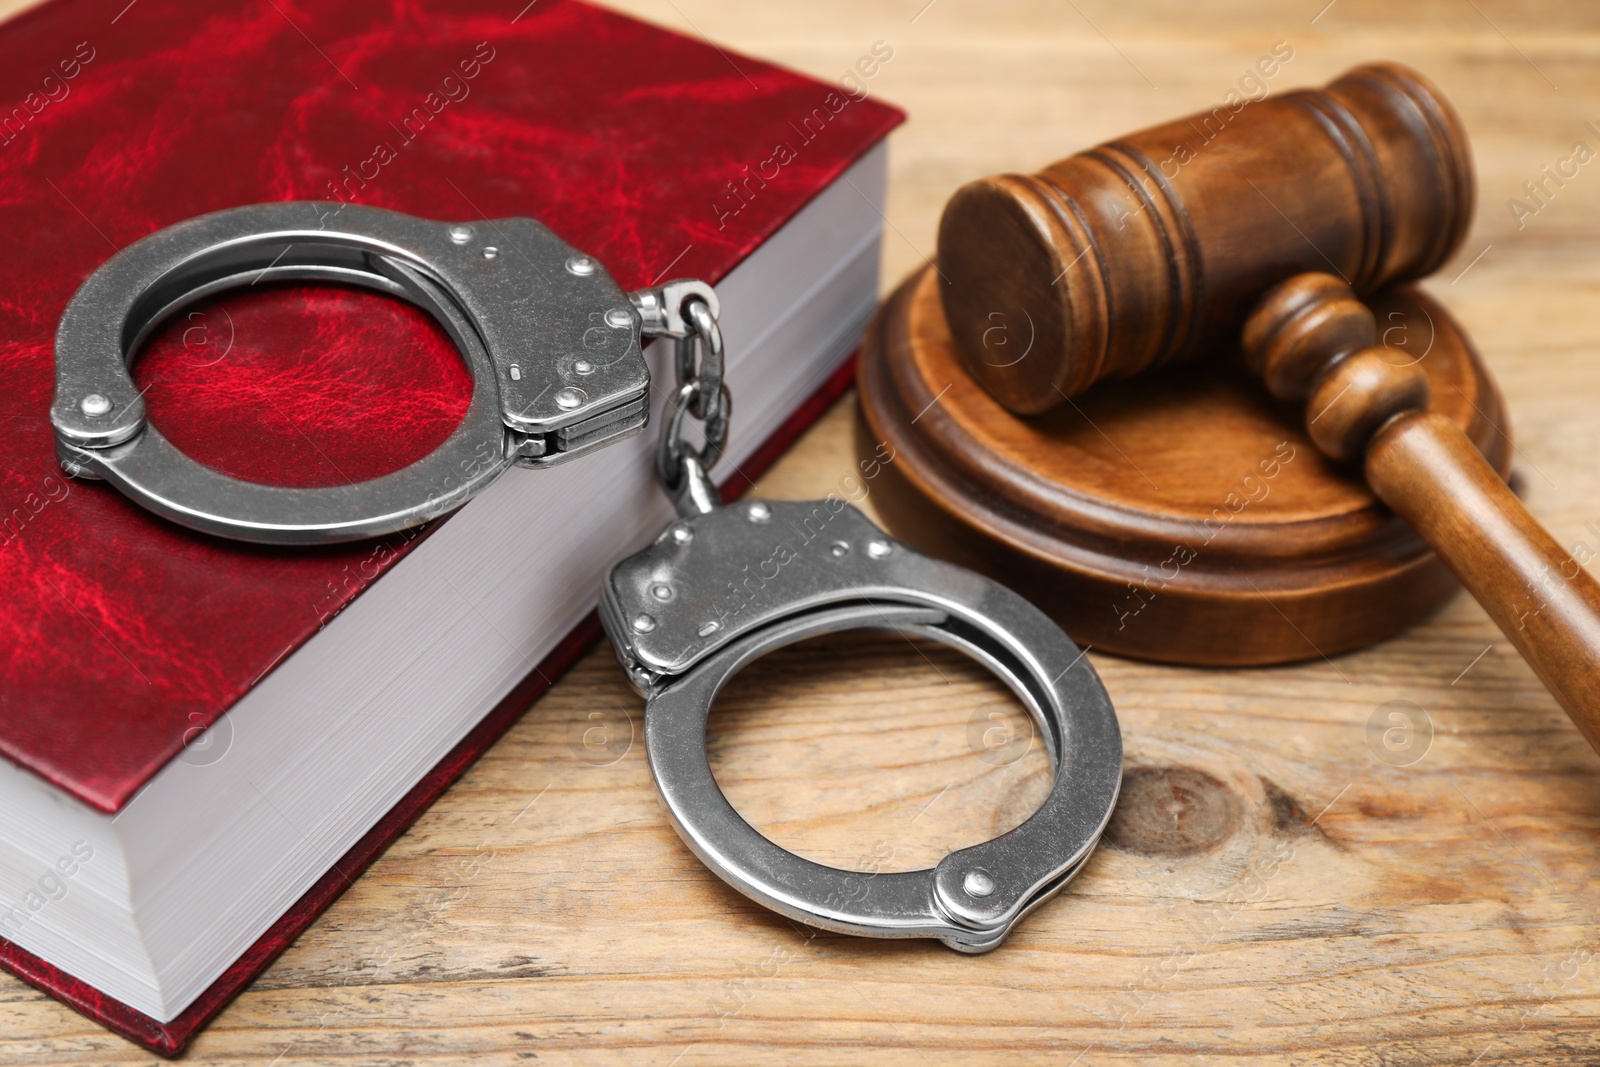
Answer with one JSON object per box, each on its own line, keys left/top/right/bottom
{"left": 0, "top": 0, "right": 900, "bottom": 1051}
{"left": 0, "top": 0, "right": 900, "bottom": 810}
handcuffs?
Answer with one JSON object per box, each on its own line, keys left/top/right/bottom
{"left": 51, "top": 202, "right": 1123, "bottom": 952}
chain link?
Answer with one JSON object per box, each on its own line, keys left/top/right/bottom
{"left": 675, "top": 299, "right": 725, "bottom": 422}
{"left": 656, "top": 297, "right": 729, "bottom": 503}
{"left": 628, "top": 280, "right": 730, "bottom": 515}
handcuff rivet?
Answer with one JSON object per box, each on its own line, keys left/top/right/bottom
{"left": 650, "top": 583, "right": 673, "bottom": 601}
{"left": 632, "top": 613, "right": 657, "bottom": 634}
{"left": 962, "top": 870, "right": 997, "bottom": 897}
{"left": 573, "top": 359, "right": 595, "bottom": 375}
{"left": 605, "top": 306, "right": 633, "bottom": 329}
{"left": 482, "top": 246, "right": 499, "bottom": 260}
{"left": 829, "top": 541, "right": 850, "bottom": 558}
{"left": 555, "top": 387, "right": 583, "bottom": 410}
{"left": 79, "top": 393, "right": 112, "bottom": 417}
{"left": 670, "top": 524, "right": 694, "bottom": 545}
{"left": 448, "top": 224, "right": 472, "bottom": 244}
{"left": 746, "top": 502, "right": 772, "bottom": 524}
{"left": 867, "top": 539, "right": 893, "bottom": 559}
{"left": 565, "top": 255, "right": 596, "bottom": 276}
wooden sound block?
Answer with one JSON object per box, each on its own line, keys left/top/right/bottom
{"left": 856, "top": 266, "right": 1513, "bottom": 666}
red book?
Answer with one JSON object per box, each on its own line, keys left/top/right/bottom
{"left": 0, "top": 0, "right": 901, "bottom": 1053}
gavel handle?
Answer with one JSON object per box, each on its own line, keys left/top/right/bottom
{"left": 1367, "top": 411, "right": 1600, "bottom": 748}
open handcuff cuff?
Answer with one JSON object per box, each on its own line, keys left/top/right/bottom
{"left": 51, "top": 202, "right": 1122, "bottom": 952}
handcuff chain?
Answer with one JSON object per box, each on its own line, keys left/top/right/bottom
{"left": 630, "top": 279, "right": 729, "bottom": 517}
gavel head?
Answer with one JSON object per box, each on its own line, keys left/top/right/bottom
{"left": 935, "top": 62, "right": 1474, "bottom": 414}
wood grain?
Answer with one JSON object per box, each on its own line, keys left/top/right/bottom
{"left": 856, "top": 265, "right": 1511, "bottom": 665}
{"left": 7, "top": 1, "right": 1600, "bottom": 1064}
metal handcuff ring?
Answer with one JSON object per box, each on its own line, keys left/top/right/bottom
{"left": 49, "top": 201, "right": 710, "bottom": 544}
{"left": 602, "top": 498, "right": 1123, "bottom": 951}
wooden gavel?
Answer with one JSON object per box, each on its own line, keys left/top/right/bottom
{"left": 935, "top": 62, "right": 1600, "bottom": 753}
{"left": 1242, "top": 273, "right": 1600, "bottom": 751}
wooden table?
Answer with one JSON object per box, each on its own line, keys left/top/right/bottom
{"left": 7, "top": 1, "right": 1600, "bottom": 1063}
